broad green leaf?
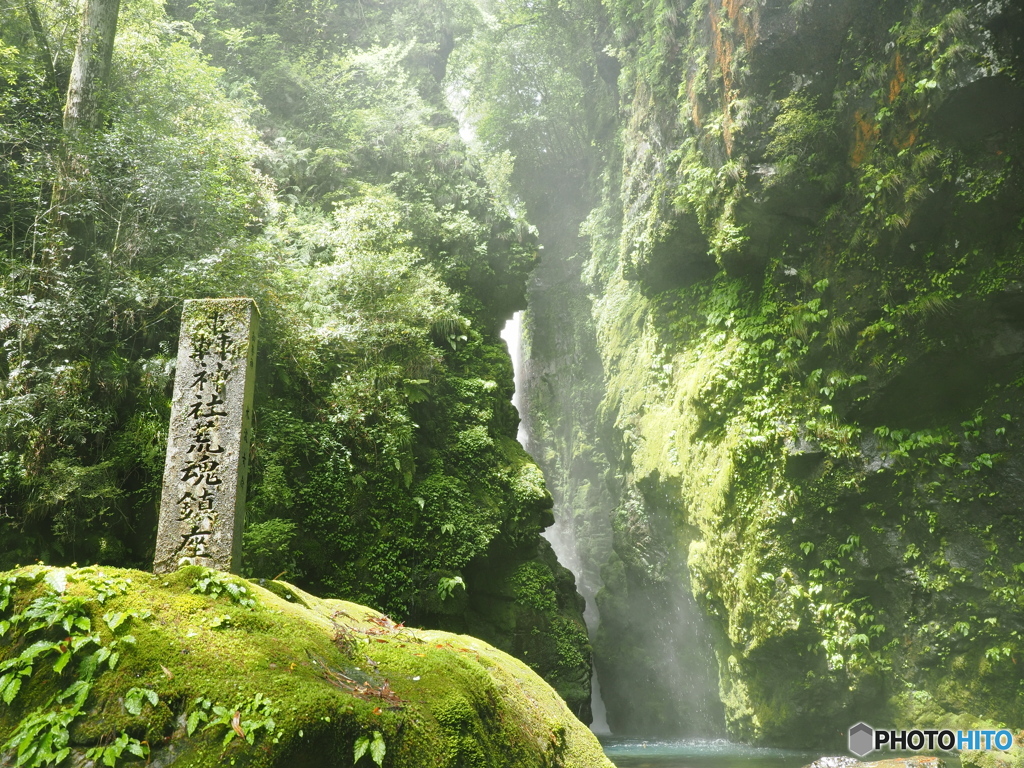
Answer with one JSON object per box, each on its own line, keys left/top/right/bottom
{"left": 128, "top": 739, "right": 148, "bottom": 757}
{"left": 53, "top": 651, "right": 72, "bottom": 674}
{"left": 354, "top": 735, "right": 370, "bottom": 763}
{"left": 125, "top": 688, "right": 147, "bottom": 716}
{"left": 123, "top": 690, "right": 155, "bottom": 716}
{"left": 370, "top": 731, "right": 386, "bottom": 766}
{"left": 58, "top": 679, "right": 92, "bottom": 708}
{"left": 44, "top": 569, "right": 67, "bottom": 594}
{"left": 1, "top": 675, "right": 21, "bottom": 704}
{"left": 71, "top": 634, "right": 96, "bottom": 652}
{"left": 21, "top": 640, "right": 57, "bottom": 661}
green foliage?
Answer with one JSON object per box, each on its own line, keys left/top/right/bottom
{"left": 241, "top": 518, "right": 298, "bottom": 580}
{"left": 764, "top": 92, "right": 839, "bottom": 187}
{"left": 511, "top": 562, "right": 558, "bottom": 614}
{"left": 3, "top": 699, "right": 81, "bottom": 768}
{"left": 123, "top": 686, "right": 159, "bottom": 716}
{"left": 186, "top": 692, "right": 281, "bottom": 747}
{"left": 551, "top": 618, "right": 589, "bottom": 673}
{"left": 191, "top": 570, "right": 257, "bottom": 609}
{"left": 456, "top": 0, "right": 611, "bottom": 205}
{"left": 436, "top": 575, "right": 465, "bottom": 601}
{"left": 84, "top": 731, "right": 149, "bottom": 767}
{"left": 0, "top": 568, "right": 148, "bottom": 767}
{"left": 354, "top": 729, "right": 387, "bottom": 766}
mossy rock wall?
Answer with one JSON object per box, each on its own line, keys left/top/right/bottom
{"left": 514, "top": 0, "right": 1024, "bottom": 750}
{"left": 0, "top": 565, "right": 612, "bottom": 768}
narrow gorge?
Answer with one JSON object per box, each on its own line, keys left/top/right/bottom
{"left": 477, "top": 0, "right": 1024, "bottom": 752}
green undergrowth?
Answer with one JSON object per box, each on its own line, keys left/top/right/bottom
{"left": 0, "top": 564, "right": 612, "bottom": 768}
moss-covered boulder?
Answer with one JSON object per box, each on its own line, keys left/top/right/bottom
{"left": 0, "top": 565, "right": 612, "bottom": 768}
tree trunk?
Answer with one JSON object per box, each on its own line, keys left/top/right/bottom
{"left": 26, "top": 2, "right": 60, "bottom": 103}
{"left": 52, "top": 0, "right": 121, "bottom": 266}
{"left": 63, "top": 0, "right": 121, "bottom": 138}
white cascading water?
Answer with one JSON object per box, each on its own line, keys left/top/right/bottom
{"left": 500, "top": 311, "right": 611, "bottom": 734}
{"left": 500, "top": 311, "right": 530, "bottom": 448}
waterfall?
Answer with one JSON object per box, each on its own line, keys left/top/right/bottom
{"left": 501, "top": 311, "right": 610, "bottom": 734}
{"left": 500, "top": 311, "right": 530, "bottom": 448}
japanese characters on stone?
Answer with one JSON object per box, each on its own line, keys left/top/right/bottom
{"left": 154, "top": 299, "right": 258, "bottom": 575}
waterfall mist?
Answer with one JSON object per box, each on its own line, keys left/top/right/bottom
{"left": 502, "top": 308, "right": 726, "bottom": 737}
{"left": 594, "top": 510, "right": 726, "bottom": 736}
{"left": 501, "top": 311, "right": 611, "bottom": 734}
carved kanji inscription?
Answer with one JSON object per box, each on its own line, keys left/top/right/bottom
{"left": 153, "top": 299, "right": 258, "bottom": 574}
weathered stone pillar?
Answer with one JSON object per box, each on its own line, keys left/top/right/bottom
{"left": 153, "top": 299, "right": 259, "bottom": 574}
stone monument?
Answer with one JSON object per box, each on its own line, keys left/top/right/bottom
{"left": 153, "top": 299, "right": 259, "bottom": 574}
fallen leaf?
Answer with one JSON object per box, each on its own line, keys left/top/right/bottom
{"left": 231, "top": 711, "right": 245, "bottom": 740}
{"left": 160, "top": 664, "right": 174, "bottom": 680}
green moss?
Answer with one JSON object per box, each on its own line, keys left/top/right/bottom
{"left": 510, "top": 563, "right": 558, "bottom": 614}
{"left": 0, "top": 565, "right": 612, "bottom": 768}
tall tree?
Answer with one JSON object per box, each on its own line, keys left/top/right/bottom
{"left": 62, "top": 0, "right": 120, "bottom": 137}
{"left": 25, "top": 1, "right": 61, "bottom": 100}
{"left": 52, "top": 0, "right": 120, "bottom": 262}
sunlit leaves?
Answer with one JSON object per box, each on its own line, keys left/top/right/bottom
{"left": 99, "top": 33, "right": 273, "bottom": 283}
{"left": 354, "top": 730, "right": 386, "bottom": 766}
{"left": 123, "top": 686, "right": 158, "bottom": 716}
{"left": 454, "top": 0, "right": 601, "bottom": 191}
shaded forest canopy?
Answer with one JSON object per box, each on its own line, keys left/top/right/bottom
{"left": 0, "top": 0, "right": 593, "bottom": 720}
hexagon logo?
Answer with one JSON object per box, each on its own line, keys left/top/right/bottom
{"left": 848, "top": 722, "right": 875, "bottom": 757}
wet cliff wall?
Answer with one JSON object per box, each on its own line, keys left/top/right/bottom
{"left": 502, "top": 0, "right": 1024, "bottom": 749}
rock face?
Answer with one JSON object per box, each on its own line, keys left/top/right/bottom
{"left": 805, "top": 758, "right": 945, "bottom": 768}
{"left": 509, "top": 0, "right": 1024, "bottom": 750}
{"left": 0, "top": 565, "right": 612, "bottom": 768}
{"left": 807, "top": 755, "right": 1022, "bottom": 768}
